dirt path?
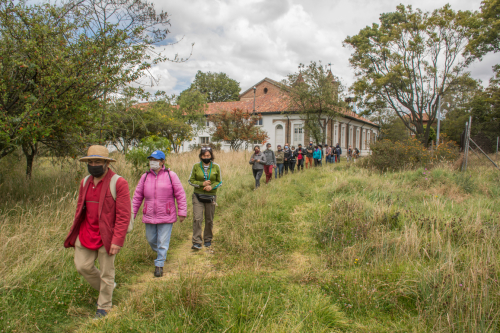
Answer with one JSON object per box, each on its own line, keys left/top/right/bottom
{"left": 124, "top": 231, "right": 222, "bottom": 303}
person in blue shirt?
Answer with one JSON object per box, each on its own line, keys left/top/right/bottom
{"left": 312, "top": 145, "right": 322, "bottom": 167}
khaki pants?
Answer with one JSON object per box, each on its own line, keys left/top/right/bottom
{"left": 74, "top": 236, "right": 116, "bottom": 310}
{"left": 305, "top": 156, "right": 314, "bottom": 168}
{"left": 192, "top": 193, "right": 216, "bottom": 245}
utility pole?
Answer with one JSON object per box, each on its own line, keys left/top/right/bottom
{"left": 253, "top": 86, "right": 256, "bottom": 114}
{"left": 436, "top": 95, "right": 441, "bottom": 146}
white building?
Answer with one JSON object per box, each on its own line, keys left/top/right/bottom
{"left": 181, "top": 77, "right": 379, "bottom": 155}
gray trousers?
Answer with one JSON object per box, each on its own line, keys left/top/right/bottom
{"left": 253, "top": 169, "right": 263, "bottom": 188}
{"left": 192, "top": 193, "right": 216, "bottom": 245}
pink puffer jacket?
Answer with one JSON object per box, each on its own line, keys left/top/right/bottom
{"left": 132, "top": 166, "right": 187, "bottom": 224}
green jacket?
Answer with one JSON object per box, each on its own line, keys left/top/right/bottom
{"left": 188, "top": 162, "right": 222, "bottom": 195}
{"left": 275, "top": 150, "right": 285, "bottom": 163}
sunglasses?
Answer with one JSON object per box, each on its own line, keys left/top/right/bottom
{"left": 201, "top": 147, "right": 212, "bottom": 151}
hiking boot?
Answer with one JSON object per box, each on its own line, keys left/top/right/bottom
{"left": 191, "top": 243, "right": 202, "bottom": 250}
{"left": 154, "top": 266, "right": 163, "bottom": 278}
{"left": 94, "top": 309, "right": 107, "bottom": 319}
{"left": 204, "top": 242, "right": 211, "bottom": 248}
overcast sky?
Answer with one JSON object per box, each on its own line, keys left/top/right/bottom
{"left": 145, "top": 0, "right": 497, "bottom": 96}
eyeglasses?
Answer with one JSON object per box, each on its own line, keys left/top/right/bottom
{"left": 201, "top": 147, "right": 212, "bottom": 151}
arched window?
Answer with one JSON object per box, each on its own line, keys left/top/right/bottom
{"left": 275, "top": 124, "right": 284, "bottom": 147}
{"left": 264, "top": 88, "right": 268, "bottom": 94}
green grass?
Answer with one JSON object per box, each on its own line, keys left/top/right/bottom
{"left": 1, "top": 152, "right": 500, "bottom": 332}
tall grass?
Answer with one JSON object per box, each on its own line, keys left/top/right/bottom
{"left": 1, "top": 150, "right": 499, "bottom": 332}
{"left": 0, "top": 150, "right": 257, "bottom": 332}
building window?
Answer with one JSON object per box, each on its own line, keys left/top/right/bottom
{"left": 293, "top": 124, "right": 303, "bottom": 143}
{"left": 334, "top": 124, "right": 338, "bottom": 144}
{"left": 254, "top": 118, "right": 263, "bottom": 126}
{"left": 356, "top": 129, "right": 360, "bottom": 150}
{"left": 206, "top": 121, "right": 210, "bottom": 127}
{"left": 275, "top": 124, "right": 284, "bottom": 147}
{"left": 200, "top": 137, "right": 209, "bottom": 144}
{"left": 341, "top": 125, "right": 345, "bottom": 148}
{"left": 264, "top": 88, "right": 268, "bottom": 94}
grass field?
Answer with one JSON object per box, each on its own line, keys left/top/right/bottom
{"left": 1, "top": 151, "right": 499, "bottom": 332}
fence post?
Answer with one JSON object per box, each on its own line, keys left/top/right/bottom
{"left": 436, "top": 95, "right": 441, "bottom": 146}
{"left": 463, "top": 116, "right": 472, "bottom": 172}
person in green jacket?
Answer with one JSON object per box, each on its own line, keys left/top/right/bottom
{"left": 275, "top": 145, "right": 285, "bottom": 178}
{"left": 188, "top": 147, "right": 222, "bottom": 250}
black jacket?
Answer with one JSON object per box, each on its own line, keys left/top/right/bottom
{"left": 284, "top": 149, "right": 295, "bottom": 162}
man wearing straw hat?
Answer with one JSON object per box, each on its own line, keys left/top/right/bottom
{"left": 64, "top": 145, "right": 131, "bottom": 319}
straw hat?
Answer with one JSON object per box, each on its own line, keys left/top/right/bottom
{"left": 79, "top": 145, "right": 116, "bottom": 162}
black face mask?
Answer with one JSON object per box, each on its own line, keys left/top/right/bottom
{"left": 88, "top": 164, "right": 105, "bottom": 178}
{"left": 201, "top": 158, "right": 211, "bottom": 164}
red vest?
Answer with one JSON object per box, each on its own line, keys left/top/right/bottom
{"left": 64, "top": 170, "right": 131, "bottom": 255}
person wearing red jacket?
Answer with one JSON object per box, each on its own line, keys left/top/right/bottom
{"left": 64, "top": 145, "right": 131, "bottom": 319}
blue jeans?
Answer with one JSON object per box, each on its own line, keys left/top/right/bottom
{"left": 145, "top": 223, "right": 173, "bottom": 268}
{"left": 275, "top": 163, "right": 284, "bottom": 178}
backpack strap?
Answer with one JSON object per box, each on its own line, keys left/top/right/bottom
{"left": 109, "top": 174, "right": 121, "bottom": 201}
{"left": 167, "top": 169, "right": 175, "bottom": 198}
{"left": 83, "top": 175, "right": 91, "bottom": 187}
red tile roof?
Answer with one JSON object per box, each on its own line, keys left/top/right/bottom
{"left": 133, "top": 87, "right": 378, "bottom": 127}
{"left": 206, "top": 94, "right": 378, "bottom": 126}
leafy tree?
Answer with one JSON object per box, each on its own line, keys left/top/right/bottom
{"left": 181, "top": 71, "right": 240, "bottom": 103}
{"left": 470, "top": 65, "right": 500, "bottom": 146}
{"left": 142, "top": 93, "right": 207, "bottom": 153}
{"left": 344, "top": 4, "right": 474, "bottom": 146}
{"left": 0, "top": 0, "right": 178, "bottom": 177}
{"left": 0, "top": 2, "right": 102, "bottom": 177}
{"left": 378, "top": 115, "right": 410, "bottom": 142}
{"left": 105, "top": 91, "right": 149, "bottom": 154}
{"left": 466, "top": 0, "right": 500, "bottom": 59}
{"left": 209, "top": 109, "right": 268, "bottom": 151}
{"left": 441, "top": 74, "right": 482, "bottom": 143}
{"left": 281, "top": 61, "right": 347, "bottom": 144}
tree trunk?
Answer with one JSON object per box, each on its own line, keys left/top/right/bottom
{"left": 22, "top": 141, "right": 38, "bottom": 179}
{"left": 123, "top": 139, "right": 129, "bottom": 154}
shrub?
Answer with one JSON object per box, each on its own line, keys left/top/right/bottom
{"left": 188, "top": 142, "right": 222, "bottom": 151}
{"left": 125, "top": 135, "right": 171, "bottom": 175}
{"left": 368, "top": 137, "right": 459, "bottom": 171}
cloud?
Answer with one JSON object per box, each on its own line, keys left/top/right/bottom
{"left": 145, "top": 0, "right": 495, "bottom": 96}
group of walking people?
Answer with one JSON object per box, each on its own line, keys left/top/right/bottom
{"left": 250, "top": 141, "right": 360, "bottom": 188}
{"left": 64, "top": 145, "right": 220, "bottom": 319}
{"left": 62, "top": 142, "right": 361, "bottom": 319}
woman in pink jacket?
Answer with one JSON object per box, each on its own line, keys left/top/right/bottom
{"left": 132, "top": 150, "right": 187, "bottom": 277}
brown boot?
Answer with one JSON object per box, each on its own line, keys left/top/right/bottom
{"left": 154, "top": 266, "right": 163, "bottom": 278}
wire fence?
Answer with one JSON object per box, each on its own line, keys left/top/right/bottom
{"left": 461, "top": 116, "right": 500, "bottom": 172}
